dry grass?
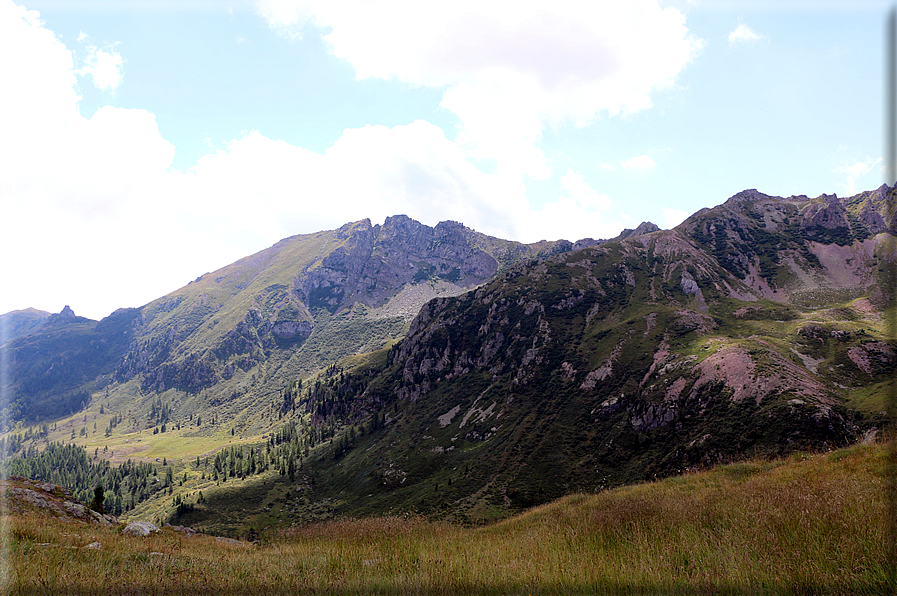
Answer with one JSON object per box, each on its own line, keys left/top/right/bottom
{"left": 3, "top": 443, "right": 891, "bottom": 595}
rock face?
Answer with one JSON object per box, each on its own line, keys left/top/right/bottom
{"left": 683, "top": 185, "right": 896, "bottom": 298}
{"left": 0, "top": 476, "right": 118, "bottom": 526}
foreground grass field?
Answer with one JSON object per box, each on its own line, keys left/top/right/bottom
{"left": 3, "top": 441, "right": 891, "bottom": 595}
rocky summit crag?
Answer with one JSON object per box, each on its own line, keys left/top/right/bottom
{"left": 1, "top": 185, "right": 895, "bottom": 529}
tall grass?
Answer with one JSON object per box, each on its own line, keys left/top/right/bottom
{"left": 5, "top": 443, "right": 890, "bottom": 594}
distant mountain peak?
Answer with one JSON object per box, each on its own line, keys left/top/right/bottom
{"left": 725, "top": 188, "right": 773, "bottom": 204}
{"left": 619, "top": 221, "right": 661, "bottom": 238}
{"left": 43, "top": 304, "right": 93, "bottom": 328}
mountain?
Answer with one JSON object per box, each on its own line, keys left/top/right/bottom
{"left": 172, "top": 185, "right": 895, "bottom": 528}
{"left": 3, "top": 185, "right": 895, "bottom": 530}
{"left": 1, "top": 216, "right": 643, "bottom": 428}
{"left": 1, "top": 306, "right": 141, "bottom": 422}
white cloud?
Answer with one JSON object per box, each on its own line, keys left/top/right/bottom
{"left": 559, "top": 170, "right": 612, "bottom": 211}
{"left": 177, "top": 126, "right": 623, "bottom": 246}
{"left": 513, "top": 170, "right": 618, "bottom": 241}
{"left": 622, "top": 155, "right": 656, "bottom": 170}
{"left": 1, "top": 0, "right": 177, "bottom": 318}
{"left": 0, "top": 0, "right": 629, "bottom": 320}
{"left": 663, "top": 207, "right": 690, "bottom": 229}
{"left": 255, "top": 0, "right": 704, "bottom": 180}
{"left": 177, "top": 122, "right": 525, "bottom": 243}
{"left": 73, "top": 31, "right": 124, "bottom": 91}
{"left": 835, "top": 157, "right": 880, "bottom": 196}
{"left": 78, "top": 45, "right": 124, "bottom": 90}
{"left": 728, "top": 23, "right": 762, "bottom": 46}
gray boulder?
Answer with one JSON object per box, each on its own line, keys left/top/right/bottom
{"left": 122, "top": 521, "right": 160, "bottom": 537}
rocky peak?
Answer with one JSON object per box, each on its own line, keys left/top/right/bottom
{"left": 619, "top": 221, "right": 661, "bottom": 239}
{"left": 433, "top": 219, "right": 467, "bottom": 238}
{"left": 725, "top": 189, "right": 773, "bottom": 204}
{"left": 335, "top": 218, "right": 373, "bottom": 240}
{"left": 44, "top": 304, "right": 92, "bottom": 327}
{"left": 572, "top": 238, "right": 600, "bottom": 250}
{"left": 800, "top": 197, "right": 849, "bottom": 231}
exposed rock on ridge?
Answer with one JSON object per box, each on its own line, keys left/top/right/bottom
{"left": 112, "top": 215, "right": 661, "bottom": 395}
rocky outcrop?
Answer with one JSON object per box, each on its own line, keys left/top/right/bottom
{"left": 1, "top": 476, "right": 118, "bottom": 526}
{"left": 684, "top": 184, "right": 897, "bottom": 297}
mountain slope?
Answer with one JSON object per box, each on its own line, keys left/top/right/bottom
{"left": 0, "top": 307, "right": 52, "bottom": 343}
{"left": 111, "top": 216, "right": 657, "bottom": 398}
{"left": 2, "top": 216, "right": 648, "bottom": 429}
{"left": 185, "top": 185, "right": 894, "bottom": 523}
{"left": 3, "top": 185, "right": 894, "bottom": 528}
{"left": 1, "top": 306, "right": 141, "bottom": 423}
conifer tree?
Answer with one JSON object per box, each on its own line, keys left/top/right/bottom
{"left": 90, "top": 485, "right": 104, "bottom": 514}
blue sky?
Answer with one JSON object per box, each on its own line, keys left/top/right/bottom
{"left": 0, "top": 0, "right": 887, "bottom": 320}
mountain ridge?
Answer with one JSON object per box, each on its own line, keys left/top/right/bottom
{"left": 2, "top": 185, "right": 895, "bottom": 529}
{"left": 1, "top": 215, "right": 659, "bottom": 425}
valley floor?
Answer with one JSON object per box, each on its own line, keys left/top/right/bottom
{"left": 2, "top": 441, "right": 891, "bottom": 594}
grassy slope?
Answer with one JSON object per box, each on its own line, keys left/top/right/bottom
{"left": 4, "top": 441, "right": 889, "bottom": 594}
{"left": 140, "top": 229, "right": 339, "bottom": 353}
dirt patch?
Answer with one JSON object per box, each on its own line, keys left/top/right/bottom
{"left": 106, "top": 443, "right": 151, "bottom": 464}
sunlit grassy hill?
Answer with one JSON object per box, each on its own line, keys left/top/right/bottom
{"left": 4, "top": 441, "right": 890, "bottom": 594}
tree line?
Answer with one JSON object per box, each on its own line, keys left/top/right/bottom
{"left": 6, "top": 442, "right": 171, "bottom": 516}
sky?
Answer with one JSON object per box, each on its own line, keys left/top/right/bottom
{"left": 0, "top": 0, "right": 888, "bottom": 321}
